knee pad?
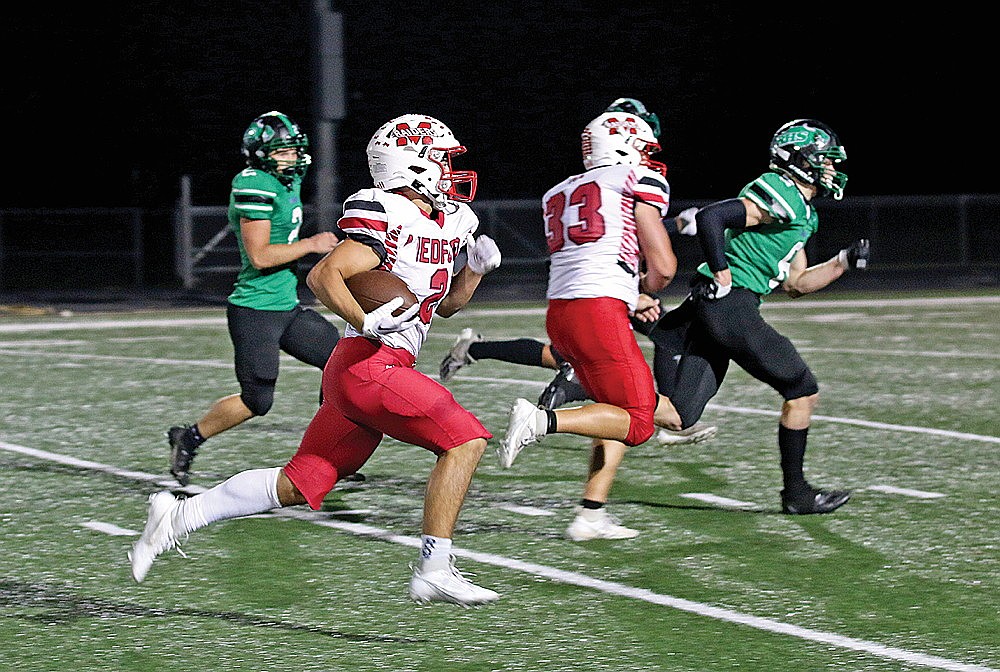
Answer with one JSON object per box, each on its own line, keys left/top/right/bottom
{"left": 781, "top": 367, "right": 819, "bottom": 401}
{"left": 624, "top": 408, "right": 656, "bottom": 446}
{"left": 240, "top": 379, "right": 276, "bottom": 416}
{"left": 283, "top": 453, "right": 338, "bottom": 510}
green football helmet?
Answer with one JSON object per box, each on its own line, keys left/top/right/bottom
{"left": 769, "top": 119, "right": 847, "bottom": 200}
{"left": 606, "top": 97, "right": 661, "bottom": 139}
{"left": 241, "top": 111, "right": 311, "bottom": 184}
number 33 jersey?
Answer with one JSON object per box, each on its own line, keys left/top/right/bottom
{"left": 543, "top": 164, "right": 670, "bottom": 310}
{"left": 337, "top": 188, "right": 480, "bottom": 357}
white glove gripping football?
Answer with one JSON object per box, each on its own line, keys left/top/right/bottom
{"left": 361, "top": 297, "right": 421, "bottom": 340}
{"left": 467, "top": 235, "right": 502, "bottom": 275}
{"left": 676, "top": 207, "right": 699, "bottom": 236}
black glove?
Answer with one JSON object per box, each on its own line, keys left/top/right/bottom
{"left": 838, "top": 239, "right": 870, "bottom": 271}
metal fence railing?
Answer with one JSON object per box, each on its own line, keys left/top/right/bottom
{"left": 0, "top": 207, "right": 148, "bottom": 290}
{"left": 173, "top": 189, "right": 1000, "bottom": 290}
{"left": 1, "top": 189, "right": 997, "bottom": 293}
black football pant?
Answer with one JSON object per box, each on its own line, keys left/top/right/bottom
{"left": 645, "top": 281, "right": 817, "bottom": 429}
{"left": 227, "top": 303, "right": 340, "bottom": 415}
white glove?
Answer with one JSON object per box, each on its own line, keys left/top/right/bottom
{"left": 708, "top": 280, "right": 732, "bottom": 299}
{"left": 467, "top": 235, "right": 502, "bottom": 275}
{"left": 361, "top": 297, "right": 421, "bottom": 340}
{"left": 837, "top": 238, "right": 870, "bottom": 271}
{"left": 677, "top": 207, "right": 699, "bottom": 236}
{"left": 697, "top": 278, "right": 731, "bottom": 300}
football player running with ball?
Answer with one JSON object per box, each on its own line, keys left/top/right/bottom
{"left": 499, "top": 110, "right": 689, "bottom": 541}
{"left": 650, "top": 119, "right": 868, "bottom": 514}
{"left": 131, "top": 114, "right": 503, "bottom": 606}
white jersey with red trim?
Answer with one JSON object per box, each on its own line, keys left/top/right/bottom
{"left": 544, "top": 164, "right": 670, "bottom": 310}
{"left": 337, "top": 188, "right": 479, "bottom": 357}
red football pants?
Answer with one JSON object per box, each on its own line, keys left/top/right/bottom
{"left": 285, "top": 336, "right": 491, "bottom": 509}
{"left": 546, "top": 297, "right": 657, "bottom": 446}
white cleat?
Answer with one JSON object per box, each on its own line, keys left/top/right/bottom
{"left": 498, "top": 398, "right": 542, "bottom": 468}
{"left": 565, "top": 506, "right": 640, "bottom": 542}
{"left": 409, "top": 557, "right": 500, "bottom": 606}
{"left": 128, "top": 491, "right": 184, "bottom": 582}
{"left": 656, "top": 422, "right": 718, "bottom": 446}
{"left": 439, "top": 328, "right": 483, "bottom": 381}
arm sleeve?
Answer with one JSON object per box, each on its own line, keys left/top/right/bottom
{"left": 344, "top": 231, "right": 387, "bottom": 264}
{"left": 695, "top": 198, "right": 746, "bottom": 273}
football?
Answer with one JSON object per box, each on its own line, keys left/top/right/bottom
{"left": 345, "top": 270, "right": 418, "bottom": 316}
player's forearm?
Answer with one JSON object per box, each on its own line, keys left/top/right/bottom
{"left": 437, "top": 266, "right": 481, "bottom": 317}
{"left": 306, "top": 260, "right": 366, "bottom": 329}
{"left": 248, "top": 240, "right": 314, "bottom": 270}
{"left": 784, "top": 257, "right": 845, "bottom": 297}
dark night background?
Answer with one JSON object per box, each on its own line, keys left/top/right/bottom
{"left": 1, "top": 3, "right": 990, "bottom": 211}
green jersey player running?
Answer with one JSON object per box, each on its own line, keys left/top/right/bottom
{"left": 167, "top": 111, "right": 342, "bottom": 486}
{"left": 647, "top": 118, "right": 869, "bottom": 514}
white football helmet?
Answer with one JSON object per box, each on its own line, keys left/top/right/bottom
{"left": 581, "top": 112, "right": 666, "bottom": 176}
{"left": 366, "top": 114, "right": 477, "bottom": 207}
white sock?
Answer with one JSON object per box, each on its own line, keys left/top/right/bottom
{"left": 176, "top": 467, "right": 282, "bottom": 534}
{"left": 418, "top": 534, "right": 453, "bottom": 573}
{"left": 534, "top": 407, "right": 549, "bottom": 437}
{"left": 579, "top": 506, "right": 606, "bottom": 522}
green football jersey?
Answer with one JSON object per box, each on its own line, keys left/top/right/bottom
{"left": 697, "top": 171, "right": 818, "bottom": 296}
{"left": 226, "top": 167, "right": 304, "bottom": 310}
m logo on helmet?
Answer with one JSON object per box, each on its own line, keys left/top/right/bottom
{"left": 601, "top": 116, "right": 640, "bottom": 136}
{"left": 366, "top": 114, "right": 476, "bottom": 205}
{"left": 389, "top": 122, "right": 436, "bottom": 147}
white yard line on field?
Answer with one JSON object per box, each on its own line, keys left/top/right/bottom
{"left": 0, "top": 294, "right": 998, "bottom": 334}
{"left": 496, "top": 504, "right": 556, "bottom": 516}
{"left": 81, "top": 521, "right": 140, "bottom": 536}
{"left": 865, "top": 485, "right": 947, "bottom": 499}
{"left": 1, "top": 344, "right": 994, "bottom": 444}
{"left": 0, "top": 348, "right": 321, "bottom": 371}
{"left": 702, "top": 403, "right": 1000, "bottom": 445}
{"left": 678, "top": 493, "right": 759, "bottom": 509}
{"left": 0, "top": 439, "right": 996, "bottom": 672}
{"left": 795, "top": 346, "right": 1000, "bottom": 360}
{"left": 445, "top": 373, "right": 1000, "bottom": 445}
{"left": 0, "top": 316, "right": 229, "bottom": 333}
{"left": 0, "top": 348, "right": 1000, "bottom": 444}
{"left": 0, "top": 349, "right": 238, "bottom": 369}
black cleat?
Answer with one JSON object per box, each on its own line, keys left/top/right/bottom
{"left": 341, "top": 472, "right": 366, "bottom": 482}
{"left": 538, "top": 362, "right": 590, "bottom": 410}
{"left": 781, "top": 486, "right": 851, "bottom": 514}
{"left": 167, "top": 425, "right": 200, "bottom": 486}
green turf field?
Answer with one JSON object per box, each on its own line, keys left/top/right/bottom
{"left": 1, "top": 292, "right": 997, "bottom": 672}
